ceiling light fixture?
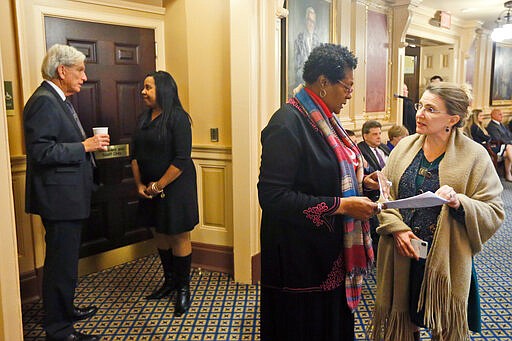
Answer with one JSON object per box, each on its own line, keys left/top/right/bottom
{"left": 491, "top": 1, "right": 512, "bottom": 42}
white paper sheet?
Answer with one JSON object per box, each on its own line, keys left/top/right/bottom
{"left": 384, "top": 191, "right": 448, "bottom": 209}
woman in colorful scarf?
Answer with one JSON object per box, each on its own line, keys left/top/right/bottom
{"left": 369, "top": 83, "right": 504, "bottom": 341}
{"left": 258, "top": 44, "right": 378, "bottom": 341}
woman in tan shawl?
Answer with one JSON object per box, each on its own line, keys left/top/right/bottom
{"left": 370, "top": 83, "right": 504, "bottom": 340}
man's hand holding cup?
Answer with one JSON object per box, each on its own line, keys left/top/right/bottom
{"left": 83, "top": 127, "right": 110, "bottom": 152}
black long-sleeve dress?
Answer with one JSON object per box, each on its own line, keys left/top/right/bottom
{"left": 470, "top": 124, "right": 492, "bottom": 145}
{"left": 131, "top": 109, "right": 198, "bottom": 234}
{"left": 470, "top": 124, "right": 504, "bottom": 154}
{"left": 258, "top": 103, "right": 356, "bottom": 341}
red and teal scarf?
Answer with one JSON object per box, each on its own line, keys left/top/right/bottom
{"left": 292, "top": 87, "right": 374, "bottom": 312}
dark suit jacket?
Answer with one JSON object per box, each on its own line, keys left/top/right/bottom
{"left": 24, "top": 81, "right": 94, "bottom": 220}
{"left": 486, "top": 120, "right": 512, "bottom": 144}
{"left": 397, "top": 95, "right": 416, "bottom": 134}
{"left": 357, "top": 141, "right": 391, "bottom": 174}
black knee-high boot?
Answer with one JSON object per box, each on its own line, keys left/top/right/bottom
{"left": 173, "top": 254, "right": 192, "bottom": 317}
{"left": 145, "top": 249, "right": 175, "bottom": 300}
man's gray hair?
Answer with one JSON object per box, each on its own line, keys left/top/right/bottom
{"left": 41, "top": 44, "right": 86, "bottom": 80}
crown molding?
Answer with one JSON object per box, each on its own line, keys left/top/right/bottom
{"left": 71, "top": 0, "right": 165, "bottom": 15}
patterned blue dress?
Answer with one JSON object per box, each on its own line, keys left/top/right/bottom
{"left": 397, "top": 149, "right": 480, "bottom": 331}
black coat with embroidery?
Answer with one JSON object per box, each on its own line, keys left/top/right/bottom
{"left": 258, "top": 103, "right": 349, "bottom": 291}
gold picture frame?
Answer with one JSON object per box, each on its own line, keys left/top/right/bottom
{"left": 490, "top": 42, "right": 512, "bottom": 106}
{"left": 281, "top": 0, "right": 335, "bottom": 102}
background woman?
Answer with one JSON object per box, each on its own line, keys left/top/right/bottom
{"left": 258, "top": 44, "right": 378, "bottom": 341}
{"left": 466, "top": 109, "right": 512, "bottom": 181}
{"left": 386, "top": 124, "right": 409, "bottom": 151}
{"left": 370, "top": 83, "right": 504, "bottom": 340}
{"left": 131, "top": 71, "right": 198, "bottom": 317}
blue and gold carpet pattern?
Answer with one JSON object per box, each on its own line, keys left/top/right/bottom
{"left": 23, "top": 181, "right": 512, "bottom": 340}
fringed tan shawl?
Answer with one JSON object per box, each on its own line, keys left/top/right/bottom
{"left": 369, "top": 129, "right": 505, "bottom": 341}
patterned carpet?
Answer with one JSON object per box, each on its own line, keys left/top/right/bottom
{"left": 23, "top": 181, "right": 512, "bottom": 340}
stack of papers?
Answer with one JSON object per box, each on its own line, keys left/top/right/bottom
{"left": 384, "top": 191, "right": 448, "bottom": 209}
{"left": 376, "top": 171, "right": 448, "bottom": 209}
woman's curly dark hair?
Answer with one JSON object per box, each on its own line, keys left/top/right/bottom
{"left": 302, "top": 44, "right": 358, "bottom": 84}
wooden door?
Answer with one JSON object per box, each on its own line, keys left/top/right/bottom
{"left": 45, "top": 17, "right": 155, "bottom": 256}
{"left": 405, "top": 45, "right": 420, "bottom": 103}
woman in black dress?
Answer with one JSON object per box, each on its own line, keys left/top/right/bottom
{"left": 258, "top": 44, "right": 379, "bottom": 341}
{"left": 131, "top": 71, "right": 198, "bottom": 316}
{"left": 465, "top": 109, "right": 492, "bottom": 145}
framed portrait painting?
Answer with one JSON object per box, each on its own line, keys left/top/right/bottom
{"left": 282, "top": 0, "right": 334, "bottom": 101}
{"left": 490, "top": 42, "right": 512, "bottom": 106}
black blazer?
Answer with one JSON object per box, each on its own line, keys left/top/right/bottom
{"left": 24, "top": 82, "right": 94, "bottom": 220}
{"left": 357, "top": 141, "right": 390, "bottom": 173}
{"left": 486, "top": 120, "right": 512, "bottom": 144}
{"left": 258, "top": 103, "right": 348, "bottom": 289}
{"left": 399, "top": 96, "right": 416, "bottom": 134}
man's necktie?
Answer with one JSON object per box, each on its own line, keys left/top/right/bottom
{"left": 374, "top": 147, "right": 386, "bottom": 169}
{"left": 500, "top": 123, "right": 508, "bottom": 135}
{"left": 64, "top": 99, "right": 87, "bottom": 140}
{"left": 64, "top": 99, "right": 96, "bottom": 167}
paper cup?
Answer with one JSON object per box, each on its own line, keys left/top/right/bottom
{"left": 93, "top": 127, "right": 108, "bottom": 135}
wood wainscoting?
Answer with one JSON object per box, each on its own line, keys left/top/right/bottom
{"left": 13, "top": 144, "right": 236, "bottom": 302}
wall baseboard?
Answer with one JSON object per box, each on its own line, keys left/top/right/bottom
{"left": 20, "top": 242, "right": 235, "bottom": 303}
{"left": 20, "top": 269, "right": 42, "bottom": 304}
{"left": 251, "top": 252, "right": 261, "bottom": 284}
{"left": 191, "top": 242, "right": 233, "bottom": 276}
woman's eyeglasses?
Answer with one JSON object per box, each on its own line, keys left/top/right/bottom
{"left": 337, "top": 80, "right": 354, "bottom": 94}
{"left": 414, "top": 103, "right": 443, "bottom": 114}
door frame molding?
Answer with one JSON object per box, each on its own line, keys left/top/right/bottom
{"left": 0, "top": 43, "right": 24, "bottom": 341}
{"left": 14, "top": 0, "right": 166, "bottom": 104}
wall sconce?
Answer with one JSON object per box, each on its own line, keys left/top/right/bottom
{"left": 276, "top": 0, "right": 289, "bottom": 19}
{"left": 491, "top": 1, "right": 512, "bottom": 42}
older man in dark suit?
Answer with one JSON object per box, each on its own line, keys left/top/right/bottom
{"left": 487, "top": 108, "right": 512, "bottom": 144}
{"left": 24, "top": 44, "right": 109, "bottom": 341}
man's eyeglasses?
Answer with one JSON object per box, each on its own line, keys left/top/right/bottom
{"left": 414, "top": 103, "right": 443, "bottom": 114}
{"left": 337, "top": 80, "right": 354, "bottom": 94}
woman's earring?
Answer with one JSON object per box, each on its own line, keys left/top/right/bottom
{"left": 445, "top": 126, "right": 450, "bottom": 132}
{"left": 320, "top": 88, "right": 327, "bottom": 98}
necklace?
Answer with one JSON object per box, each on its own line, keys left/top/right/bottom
{"left": 417, "top": 151, "right": 444, "bottom": 186}
{"left": 418, "top": 158, "right": 435, "bottom": 179}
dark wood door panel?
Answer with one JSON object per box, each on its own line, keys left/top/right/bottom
{"left": 73, "top": 82, "right": 101, "bottom": 134}
{"left": 405, "top": 45, "right": 421, "bottom": 103}
{"left": 45, "top": 16, "right": 155, "bottom": 257}
{"left": 117, "top": 82, "right": 144, "bottom": 143}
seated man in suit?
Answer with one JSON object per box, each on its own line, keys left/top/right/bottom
{"left": 487, "top": 109, "right": 512, "bottom": 144}
{"left": 487, "top": 109, "right": 512, "bottom": 181}
{"left": 357, "top": 120, "right": 391, "bottom": 173}
{"left": 357, "top": 120, "right": 390, "bottom": 254}
{"left": 24, "top": 44, "right": 110, "bottom": 341}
